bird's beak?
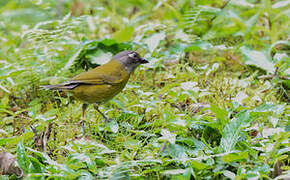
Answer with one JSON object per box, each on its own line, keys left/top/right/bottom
{"left": 140, "top": 58, "right": 149, "bottom": 64}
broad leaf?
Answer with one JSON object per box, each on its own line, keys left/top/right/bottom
{"left": 144, "top": 32, "right": 166, "bottom": 53}
{"left": 17, "top": 140, "right": 31, "bottom": 174}
{"left": 240, "top": 46, "right": 275, "bottom": 73}
{"left": 220, "top": 111, "right": 253, "bottom": 152}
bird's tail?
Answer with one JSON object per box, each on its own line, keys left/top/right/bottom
{"left": 41, "top": 82, "right": 78, "bottom": 90}
{"left": 41, "top": 84, "right": 64, "bottom": 90}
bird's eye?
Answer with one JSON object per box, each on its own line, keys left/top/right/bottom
{"left": 128, "top": 52, "right": 137, "bottom": 58}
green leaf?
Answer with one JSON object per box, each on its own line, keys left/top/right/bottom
{"left": 245, "top": 12, "right": 260, "bottom": 33}
{"left": 269, "top": 40, "right": 290, "bottom": 58}
{"left": 222, "top": 151, "right": 248, "bottom": 162}
{"left": 0, "top": 69, "right": 25, "bottom": 80}
{"left": 233, "top": 92, "right": 249, "bottom": 105}
{"left": 163, "top": 2, "right": 184, "bottom": 22}
{"left": 184, "top": 40, "right": 213, "bottom": 51}
{"left": 190, "top": 160, "right": 207, "bottom": 170}
{"left": 17, "top": 140, "right": 31, "bottom": 174}
{"left": 229, "top": 0, "right": 255, "bottom": 8}
{"left": 222, "top": 170, "right": 236, "bottom": 179}
{"left": 100, "top": 39, "right": 119, "bottom": 46}
{"left": 108, "top": 120, "right": 119, "bottom": 133}
{"left": 113, "top": 26, "right": 134, "bottom": 42}
{"left": 220, "top": 111, "right": 253, "bottom": 152}
{"left": 26, "top": 147, "right": 65, "bottom": 170}
{"left": 253, "top": 103, "right": 285, "bottom": 114}
{"left": 78, "top": 170, "right": 94, "bottom": 180}
{"left": 272, "top": 0, "right": 290, "bottom": 8}
{"left": 62, "top": 47, "right": 84, "bottom": 71}
{"left": 162, "top": 168, "right": 191, "bottom": 180}
{"left": 164, "top": 144, "right": 187, "bottom": 159}
{"left": 210, "top": 104, "right": 228, "bottom": 121}
{"left": 0, "top": 132, "right": 34, "bottom": 146}
{"left": 144, "top": 32, "right": 166, "bottom": 53}
{"left": 29, "top": 156, "right": 46, "bottom": 173}
{"left": 89, "top": 50, "right": 112, "bottom": 65}
{"left": 240, "top": 46, "right": 275, "bottom": 73}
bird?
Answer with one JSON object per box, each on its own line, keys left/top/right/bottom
{"left": 42, "top": 50, "right": 148, "bottom": 123}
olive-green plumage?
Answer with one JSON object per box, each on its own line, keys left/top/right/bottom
{"left": 43, "top": 50, "right": 148, "bottom": 121}
{"left": 70, "top": 59, "right": 130, "bottom": 104}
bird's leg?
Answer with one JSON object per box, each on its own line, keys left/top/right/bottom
{"left": 82, "top": 104, "right": 88, "bottom": 118}
{"left": 80, "top": 103, "right": 88, "bottom": 135}
{"left": 83, "top": 103, "right": 92, "bottom": 134}
{"left": 93, "top": 104, "right": 110, "bottom": 122}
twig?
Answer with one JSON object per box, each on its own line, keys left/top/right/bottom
{"left": 43, "top": 123, "right": 53, "bottom": 152}
{"left": 30, "top": 126, "right": 40, "bottom": 146}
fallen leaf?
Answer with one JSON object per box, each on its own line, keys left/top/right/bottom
{"left": 0, "top": 152, "right": 23, "bottom": 177}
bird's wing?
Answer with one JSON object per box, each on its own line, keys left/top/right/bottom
{"left": 43, "top": 60, "right": 128, "bottom": 90}
{"left": 71, "top": 69, "right": 124, "bottom": 85}
{"left": 42, "top": 72, "right": 123, "bottom": 90}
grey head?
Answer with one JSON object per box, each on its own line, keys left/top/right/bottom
{"left": 113, "top": 50, "right": 148, "bottom": 73}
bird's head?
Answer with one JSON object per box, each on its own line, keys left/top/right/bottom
{"left": 114, "top": 50, "right": 148, "bottom": 73}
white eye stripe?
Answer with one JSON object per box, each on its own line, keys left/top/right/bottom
{"left": 128, "top": 53, "right": 136, "bottom": 58}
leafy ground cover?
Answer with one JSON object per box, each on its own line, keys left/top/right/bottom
{"left": 0, "top": 0, "right": 289, "bottom": 179}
